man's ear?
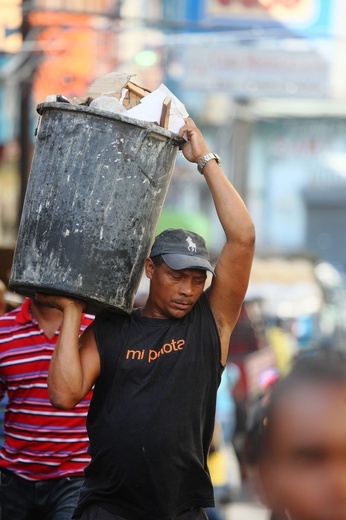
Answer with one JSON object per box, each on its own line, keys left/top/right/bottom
{"left": 145, "top": 258, "right": 155, "bottom": 279}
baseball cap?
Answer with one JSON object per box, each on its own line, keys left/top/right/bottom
{"left": 149, "top": 228, "right": 215, "bottom": 275}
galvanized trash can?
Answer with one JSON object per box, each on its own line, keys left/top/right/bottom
{"left": 9, "top": 102, "right": 181, "bottom": 314}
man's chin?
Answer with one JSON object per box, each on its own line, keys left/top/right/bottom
{"left": 168, "top": 304, "right": 193, "bottom": 319}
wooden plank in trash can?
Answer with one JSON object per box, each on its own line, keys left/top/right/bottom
{"left": 160, "top": 97, "right": 171, "bottom": 129}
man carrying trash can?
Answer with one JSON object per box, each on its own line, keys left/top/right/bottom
{"left": 38, "top": 118, "right": 255, "bottom": 520}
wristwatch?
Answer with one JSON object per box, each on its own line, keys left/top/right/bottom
{"left": 197, "top": 153, "right": 221, "bottom": 174}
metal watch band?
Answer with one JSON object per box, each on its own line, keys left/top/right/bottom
{"left": 197, "top": 153, "right": 221, "bottom": 174}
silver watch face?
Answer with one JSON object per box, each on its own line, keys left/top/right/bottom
{"left": 197, "top": 153, "right": 220, "bottom": 173}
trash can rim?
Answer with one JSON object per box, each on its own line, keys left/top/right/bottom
{"left": 36, "top": 102, "right": 184, "bottom": 144}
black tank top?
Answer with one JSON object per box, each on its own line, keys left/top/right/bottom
{"left": 74, "top": 292, "right": 222, "bottom": 520}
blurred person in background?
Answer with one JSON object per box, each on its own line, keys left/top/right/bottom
{"left": 266, "top": 318, "right": 297, "bottom": 376}
{"left": 0, "top": 279, "right": 23, "bottom": 446}
{"left": 216, "top": 362, "right": 240, "bottom": 446}
{"left": 206, "top": 424, "right": 228, "bottom": 520}
{"left": 241, "top": 368, "right": 280, "bottom": 487}
{"left": 0, "top": 296, "right": 93, "bottom": 520}
{"left": 259, "top": 352, "right": 346, "bottom": 520}
{"left": 0, "top": 279, "right": 7, "bottom": 316}
{"left": 206, "top": 364, "right": 241, "bottom": 519}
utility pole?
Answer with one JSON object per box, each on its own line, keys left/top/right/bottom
{"left": 18, "top": 0, "right": 32, "bottom": 228}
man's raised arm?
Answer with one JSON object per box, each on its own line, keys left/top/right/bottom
{"left": 36, "top": 295, "right": 100, "bottom": 409}
{"left": 179, "top": 119, "right": 255, "bottom": 365}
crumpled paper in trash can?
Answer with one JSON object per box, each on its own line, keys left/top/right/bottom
{"left": 45, "top": 72, "right": 188, "bottom": 136}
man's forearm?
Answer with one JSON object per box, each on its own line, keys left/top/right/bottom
{"left": 48, "top": 303, "right": 84, "bottom": 409}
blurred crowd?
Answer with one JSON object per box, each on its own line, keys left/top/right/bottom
{"left": 1, "top": 275, "right": 346, "bottom": 520}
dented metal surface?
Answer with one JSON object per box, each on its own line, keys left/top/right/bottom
{"left": 10, "top": 102, "right": 181, "bottom": 314}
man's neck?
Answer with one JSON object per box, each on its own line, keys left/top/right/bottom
{"left": 30, "top": 299, "right": 63, "bottom": 339}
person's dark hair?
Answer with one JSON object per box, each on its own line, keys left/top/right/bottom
{"left": 260, "top": 350, "right": 346, "bottom": 457}
{"left": 150, "top": 255, "right": 164, "bottom": 267}
{"left": 271, "top": 350, "right": 346, "bottom": 407}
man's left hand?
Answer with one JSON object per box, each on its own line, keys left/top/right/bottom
{"left": 178, "top": 118, "right": 210, "bottom": 164}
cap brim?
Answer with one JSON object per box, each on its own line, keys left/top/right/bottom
{"left": 162, "top": 254, "right": 215, "bottom": 275}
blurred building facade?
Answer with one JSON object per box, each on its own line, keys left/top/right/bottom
{"left": 0, "top": 0, "right": 122, "bottom": 282}
{"left": 2, "top": 0, "right": 346, "bottom": 277}
{"left": 156, "top": 0, "right": 346, "bottom": 272}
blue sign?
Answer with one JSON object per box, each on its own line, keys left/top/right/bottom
{"left": 183, "top": 0, "right": 334, "bottom": 38}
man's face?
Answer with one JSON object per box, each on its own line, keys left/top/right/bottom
{"left": 145, "top": 259, "right": 207, "bottom": 319}
{"left": 261, "top": 382, "right": 346, "bottom": 520}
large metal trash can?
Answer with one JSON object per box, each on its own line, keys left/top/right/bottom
{"left": 9, "top": 102, "right": 181, "bottom": 314}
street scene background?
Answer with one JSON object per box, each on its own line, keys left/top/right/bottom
{"left": 1, "top": 1, "right": 346, "bottom": 518}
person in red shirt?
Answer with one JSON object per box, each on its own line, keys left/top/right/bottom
{"left": 0, "top": 297, "right": 93, "bottom": 520}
